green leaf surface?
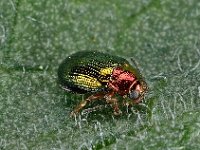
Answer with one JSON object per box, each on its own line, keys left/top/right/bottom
{"left": 1, "top": 0, "right": 200, "bottom": 149}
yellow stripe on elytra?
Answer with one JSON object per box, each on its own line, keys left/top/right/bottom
{"left": 99, "top": 67, "right": 114, "bottom": 76}
{"left": 72, "top": 74, "right": 102, "bottom": 88}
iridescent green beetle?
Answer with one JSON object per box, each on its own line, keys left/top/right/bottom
{"left": 58, "top": 51, "right": 148, "bottom": 116}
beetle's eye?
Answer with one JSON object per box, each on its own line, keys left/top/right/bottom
{"left": 129, "top": 90, "right": 140, "bottom": 99}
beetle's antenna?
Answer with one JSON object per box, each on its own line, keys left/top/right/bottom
{"left": 130, "top": 58, "right": 144, "bottom": 80}
{"left": 130, "top": 58, "right": 140, "bottom": 71}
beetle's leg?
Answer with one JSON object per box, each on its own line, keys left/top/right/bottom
{"left": 70, "top": 93, "right": 105, "bottom": 117}
{"left": 104, "top": 92, "right": 122, "bottom": 115}
{"left": 82, "top": 104, "right": 106, "bottom": 115}
{"left": 122, "top": 100, "right": 129, "bottom": 107}
{"left": 124, "top": 95, "right": 144, "bottom": 107}
{"left": 133, "top": 95, "right": 144, "bottom": 104}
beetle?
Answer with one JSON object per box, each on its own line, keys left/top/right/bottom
{"left": 58, "top": 51, "right": 148, "bottom": 116}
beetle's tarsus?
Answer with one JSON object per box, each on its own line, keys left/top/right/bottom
{"left": 114, "top": 109, "right": 122, "bottom": 115}
{"left": 70, "top": 100, "right": 88, "bottom": 117}
{"left": 70, "top": 111, "right": 77, "bottom": 117}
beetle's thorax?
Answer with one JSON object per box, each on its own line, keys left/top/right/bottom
{"left": 108, "top": 67, "right": 138, "bottom": 95}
